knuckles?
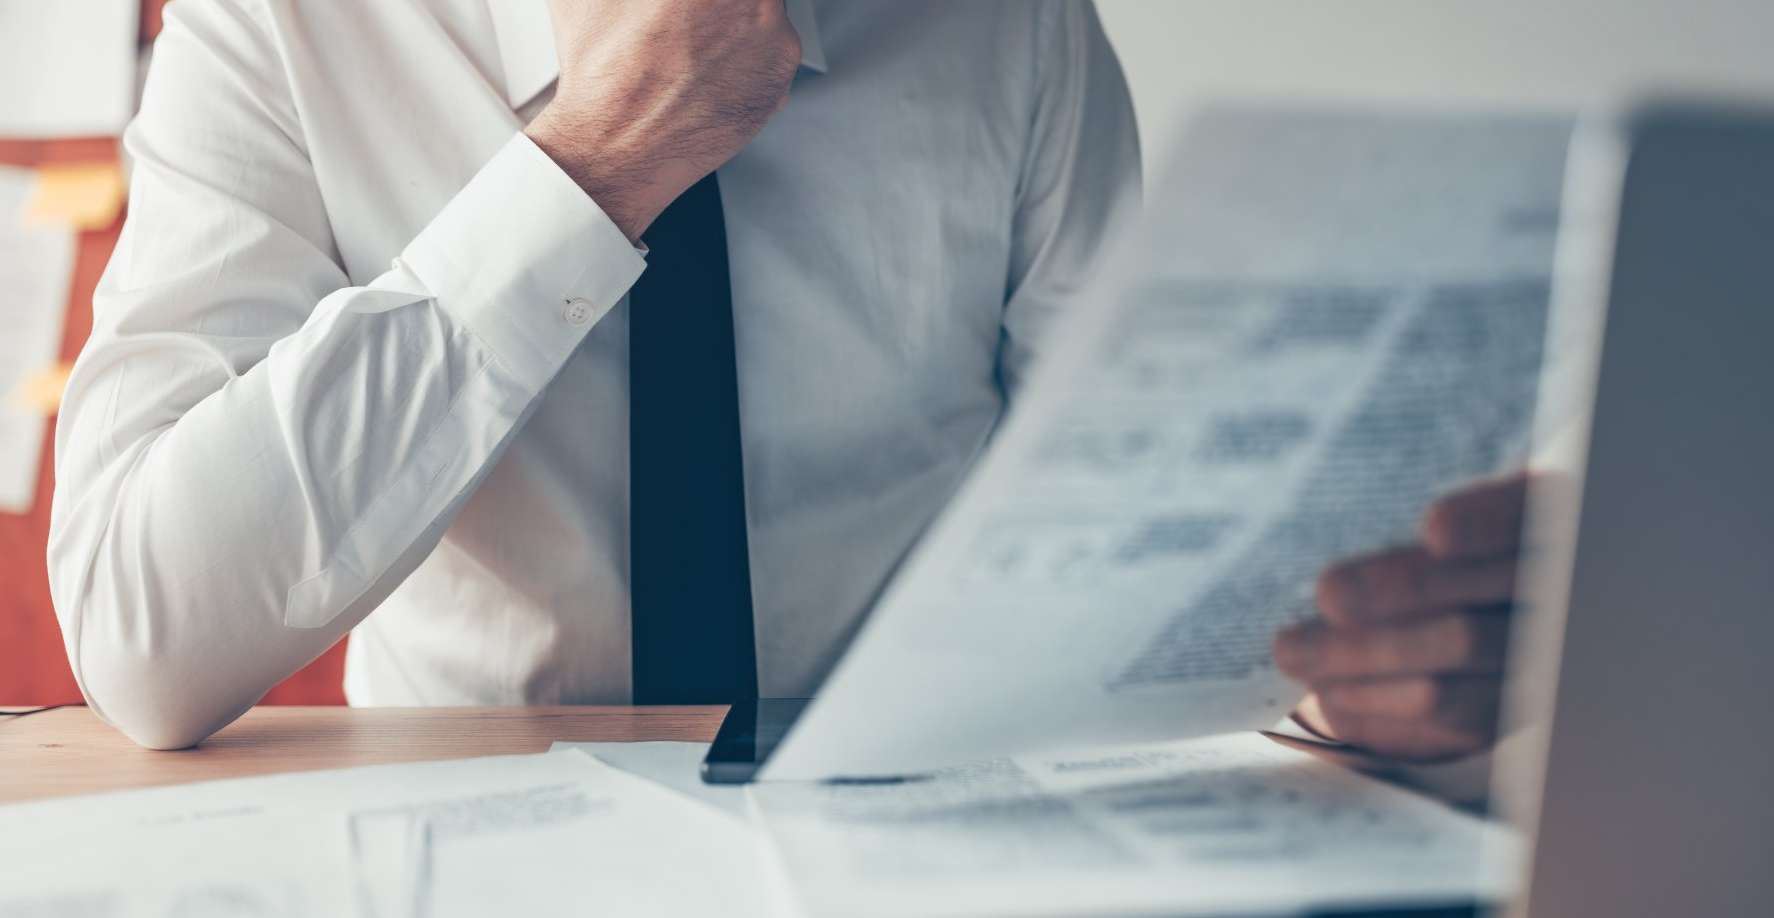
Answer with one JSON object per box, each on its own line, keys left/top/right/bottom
{"left": 777, "top": 27, "right": 805, "bottom": 74}
{"left": 741, "top": 0, "right": 802, "bottom": 66}
{"left": 1318, "top": 680, "right": 1500, "bottom": 761}
{"left": 1433, "top": 613, "right": 1479, "bottom": 668}
{"left": 1315, "top": 548, "right": 1436, "bottom": 622}
{"left": 1313, "top": 564, "right": 1358, "bottom": 621}
{"left": 1405, "top": 677, "right": 1447, "bottom": 719}
{"left": 1420, "top": 498, "right": 1463, "bottom": 554}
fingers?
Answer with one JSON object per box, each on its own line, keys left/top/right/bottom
{"left": 1275, "top": 610, "right": 1510, "bottom": 681}
{"left": 1279, "top": 609, "right": 1510, "bottom": 761}
{"left": 1316, "top": 548, "right": 1518, "bottom": 625}
{"left": 1278, "top": 472, "right": 1532, "bottom": 761}
{"left": 1420, "top": 473, "right": 1530, "bottom": 560}
{"left": 1317, "top": 674, "right": 1500, "bottom": 722}
{"left": 1308, "top": 677, "right": 1503, "bottom": 761}
{"left": 1284, "top": 471, "right": 1528, "bottom": 763}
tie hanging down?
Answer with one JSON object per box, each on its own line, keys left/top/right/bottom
{"left": 627, "top": 173, "right": 760, "bottom": 705}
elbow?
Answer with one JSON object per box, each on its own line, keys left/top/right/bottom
{"left": 47, "top": 441, "right": 253, "bottom": 751}
{"left": 113, "top": 715, "right": 220, "bottom": 753}
{"left": 56, "top": 584, "right": 244, "bottom": 749}
{"left": 109, "top": 705, "right": 230, "bottom": 753}
{"left": 76, "top": 640, "right": 241, "bottom": 750}
{"left": 50, "top": 530, "right": 249, "bottom": 751}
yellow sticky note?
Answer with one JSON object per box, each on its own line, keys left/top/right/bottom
{"left": 12, "top": 363, "right": 75, "bottom": 416}
{"left": 24, "top": 162, "right": 126, "bottom": 231}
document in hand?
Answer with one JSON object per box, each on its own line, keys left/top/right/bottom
{"left": 764, "top": 108, "right": 1575, "bottom": 780}
{"left": 751, "top": 734, "right": 1515, "bottom": 918}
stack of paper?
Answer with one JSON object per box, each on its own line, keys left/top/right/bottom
{"left": 0, "top": 734, "right": 1514, "bottom": 918}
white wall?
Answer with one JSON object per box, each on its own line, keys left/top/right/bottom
{"left": 1095, "top": 0, "right": 1774, "bottom": 180}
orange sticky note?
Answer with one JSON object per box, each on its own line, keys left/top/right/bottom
{"left": 24, "top": 162, "right": 125, "bottom": 231}
{"left": 12, "top": 362, "right": 75, "bottom": 416}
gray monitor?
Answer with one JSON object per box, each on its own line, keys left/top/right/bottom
{"left": 1498, "top": 102, "right": 1774, "bottom": 917}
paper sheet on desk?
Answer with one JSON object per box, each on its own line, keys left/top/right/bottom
{"left": 764, "top": 108, "right": 1575, "bottom": 780}
{"left": 0, "top": 750, "right": 787, "bottom": 918}
{"left": 752, "top": 732, "right": 1517, "bottom": 918}
{"left": 0, "top": 813, "right": 356, "bottom": 917}
{"left": 553, "top": 739, "right": 755, "bottom": 823}
{"left": 0, "top": 166, "right": 76, "bottom": 515}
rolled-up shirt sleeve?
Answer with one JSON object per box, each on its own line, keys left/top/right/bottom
{"left": 998, "top": 0, "right": 1143, "bottom": 397}
{"left": 46, "top": 0, "right": 644, "bottom": 749}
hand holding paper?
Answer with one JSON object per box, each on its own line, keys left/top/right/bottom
{"left": 1280, "top": 473, "right": 1531, "bottom": 760}
{"left": 764, "top": 109, "right": 1575, "bottom": 781}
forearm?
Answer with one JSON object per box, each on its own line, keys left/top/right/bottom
{"left": 48, "top": 136, "right": 643, "bottom": 749}
{"left": 52, "top": 280, "right": 496, "bottom": 748}
{"left": 49, "top": 0, "right": 803, "bottom": 749}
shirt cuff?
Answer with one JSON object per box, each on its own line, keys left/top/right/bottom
{"left": 398, "top": 132, "right": 646, "bottom": 393}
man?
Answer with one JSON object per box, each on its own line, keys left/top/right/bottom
{"left": 48, "top": 0, "right": 1525, "bottom": 765}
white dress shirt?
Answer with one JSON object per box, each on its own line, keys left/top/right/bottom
{"left": 47, "top": 0, "right": 1141, "bottom": 748}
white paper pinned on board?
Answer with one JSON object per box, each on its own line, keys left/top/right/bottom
{"left": 0, "top": 0, "right": 139, "bottom": 138}
{"left": 0, "top": 165, "right": 76, "bottom": 514}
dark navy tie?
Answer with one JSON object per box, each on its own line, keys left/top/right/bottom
{"left": 627, "top": 173, "right": 760, "bottom": 704}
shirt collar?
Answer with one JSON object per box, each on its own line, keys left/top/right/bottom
{"left": 488, "top": 0, "right": 828, "bottom": 111}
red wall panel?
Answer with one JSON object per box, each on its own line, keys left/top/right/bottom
{"left": 0, "top": 0, "right": 347, "bottom": 707}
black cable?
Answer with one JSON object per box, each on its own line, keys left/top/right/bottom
{"left": 0, "top": 704, "right": 75, "bottom": 720}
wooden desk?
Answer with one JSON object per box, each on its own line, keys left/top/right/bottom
{"left": 0, "top": 705, "right": 724, "bottom": 806}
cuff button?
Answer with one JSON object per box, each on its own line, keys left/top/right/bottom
{"left": 564, "top": 297, "right": 593, "bottom": 326}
